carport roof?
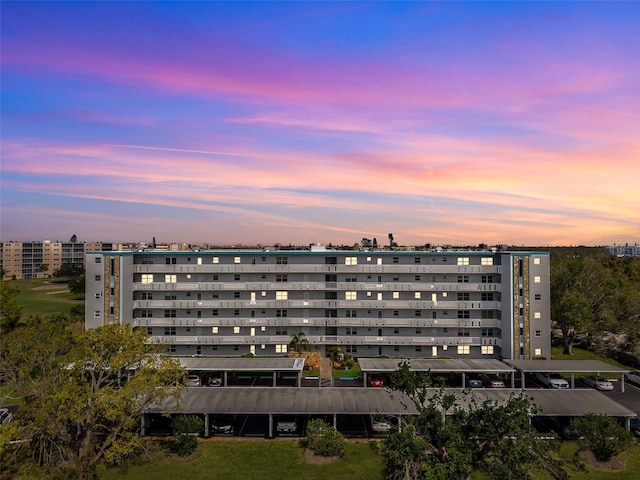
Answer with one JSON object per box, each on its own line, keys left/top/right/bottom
{"left": 177, "top": 357, "right": 305, "bottom": 372}
{"left": 147, "top": 388, "right": 636, "bottom": 418}
{"left": 504, "top": 359, "right": 629, "bottom": 374}
{"left": 358, "top": 358, "right": 515, "bottom": 373}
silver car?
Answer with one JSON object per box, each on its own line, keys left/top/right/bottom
{"left": 581, "top": 375, "right": 613, "bottom": 391}
{"left": 624, "top": 370, "right": 640, "bottom": 385}
{"left": 370, "top": 414, "right": 392, "bottom": 433}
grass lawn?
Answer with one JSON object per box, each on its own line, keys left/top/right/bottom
{"left": 8, "top": 278, "right": 83, "bottom": 320}
{"left": 99, "top": 439, "right": 384, "bottom": 480}
{"left": 333, "top": 363, "right": 361, "bottom": 378}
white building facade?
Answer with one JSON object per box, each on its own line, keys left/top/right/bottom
{"left": 85, "top": 248, "right": 551, "bottom": 361}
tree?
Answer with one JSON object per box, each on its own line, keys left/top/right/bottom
{"left": 0, "top": 281, "right": 23, "bottom": 333}
{"left": 326, "top": 346, "right": 343, "bottom": 366}
{"left": 70, "top": 234, "right": 78, "bottom": 243}
{"left": 2, "top": 322, "right": 183, "bottom": 479}
{"left": 380, "top": 362, "right": 569, "bottom": 480}
{"left": 304, "top": 418, "right": 346, "bottom": 457}
{"left": 570, "top": 413, "right": 633, "bottom": 462}
{"left": 68, "top": 275, "right": 86, "bottom": 294}
{"left": 288, "top": 331, "right": 310, "bottom": 354}
{"left": 361, "top": 238, "right": 372, "bottom": 249}
{"left": 171, "top": 415, "right": 203, "bottom": 456}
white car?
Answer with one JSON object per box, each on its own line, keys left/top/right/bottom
{"left": 370, "top": 414, "right": 392, "bottom": 433}
{"left": 581, "top": 375, "right": 614, "bottom": 391}
{"left": 624, "top": 370, "right": 640, "bottom": 385}
{"left": 535, "top": 372, "right": 569, "bottom": 389}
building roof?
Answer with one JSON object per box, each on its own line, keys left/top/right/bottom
{"left": 358, "top": 358, "right": 515, "bottom": 373}
{"left": 505, "top": 360, "right": 629, "bottom": 374}
{"left": 147, "top": 387, "right": 636, "bottom": 418}
{"left": 178, "top": 357, "right": 305, "bottom": 372}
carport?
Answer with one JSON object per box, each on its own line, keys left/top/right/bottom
{"left": 504, "top": 359, "right": 630, "bottom": 393}
{"left": 178, "top": 357, "right": 306, "bottom": 387}
{"left": 358, "top": 358, "right": 516, "bottom": 388}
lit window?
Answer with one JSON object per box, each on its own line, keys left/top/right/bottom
{"left": 367, "top": 291, "right": 371, "bottom": 297}
{"left": 345, "top": 291, "right": 357, "bottom": 300}
{"left": 534, "top": 276, "right": 541, "bottom": 283}
{"left": 457, "top": 345, "right": 470, "bottom": 355}
{"left": 197, "top": 257, "right": 202, "bottom": 265}
{"left": 457, "top": 257, "right": 470, "bottom": 266}
{"left": 367, "top": 256, "right": 371, "bottom": 262}
{"left": 261, "top": 344, "right": 266, "bottom": 350}
{"left": 213, "top": 257, "right": 219, "bottom": 264}
{"left": 261, "top": 326, "right": 266, "bottom": 332}
{"left": 533, "top": 257, "right": 541, "bottom": 265}
{"left": 233, "top": 326, "right": 240, "bottom": 334}
{"left": 534, "top": 348, "right": 542, "bottom": 356}
{"left": 534, "top": 312, "right": 541, "bottom": 319}
{"left": 261, "top": 291, "right": 267, "bottom": 297}
{"left": 234, "top": 256, "right": 241, "bottom": 264}
{"left": 377, "top": 293, "right": 383, "bottom": 301}
{"left": 276, "top": 291, "right": 288, "bottom": 300}
{"left": 481, "top": 345, "right": 494, "bottom": 355}
{"left": 275, "top": 344, "right": 288, "bottom": 353}
{"left": 345, "top": 256, "right": 358, "bottom": 265}
{"left": 165, "top": 274, "right": 177, "bottom": 283}
{"left": 393, "top": 292, "right": 399, "bottom": 299}
{"left": 442, "top": 292, "right": 447, "bottom": 298}
{"left": 212, "top": 327, "right": 218, "bottom": 334}
{"left": 141, "top": 274, "right": 153, "bottom": 284}
{"left": 414, "top": 292, "right": 421, "bottom": 299}
{"left": 377, "top": 258, "right": 382, "bottom": 265}
{"left": 481, "top": 257, "right": 493, "bottom": 266}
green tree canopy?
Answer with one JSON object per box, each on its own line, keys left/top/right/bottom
{"left": 0, "top": 281, "right": 23, "bottom": 333}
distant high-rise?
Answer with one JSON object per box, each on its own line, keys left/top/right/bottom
{"left": 85, "top": 247, "right": 551, "bottom": 361}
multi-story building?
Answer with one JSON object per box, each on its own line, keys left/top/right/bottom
{"left": 85, "top": 246, "right": 551, "bottom": 361}
{"left": 0, "top": 241, "right": 113, "bottom": 279}
{"left": 606, "top": 243, "right": 640, "bottom": 258}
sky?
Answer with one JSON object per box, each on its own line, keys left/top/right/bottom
{"left": 1, "top": 1, "right": 639, "bottom": 247}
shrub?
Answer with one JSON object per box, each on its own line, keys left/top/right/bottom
{"left": 303, "top": 418, "right": 346, "bottom": 457}
{"left": 570, "top": 413, "right": 633, "bottom": 462}
{"left": 171, "top": 415, "right": 203, "bottom": 457}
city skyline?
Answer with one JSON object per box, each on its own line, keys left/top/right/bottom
{"left": 2, "top": 2, "right": 639, "bottom": 246}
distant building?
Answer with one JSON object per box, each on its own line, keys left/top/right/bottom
{"left": 85, "top": 247, "right": 551, "bottom": 361}
{"left": 606, "top": 243, "right": 640, "bottom": 258}
{"left": 0, "top": 241, "right": 113, "bottom": 279}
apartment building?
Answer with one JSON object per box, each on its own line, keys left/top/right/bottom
{"left": 0, "top": 241, "right": 112, "bottom": 279}
{"left": 85, "top": 247, "right": 551, "bottom": 361}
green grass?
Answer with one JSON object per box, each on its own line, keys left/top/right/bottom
{"left": 99, "top": 440, "right": 384, "bottom": 480}
{"left": 8, "top": 278, "right": 83, "bottom": 320}
{"left": 333, "top": 363, "right": 361, "bottom": 378}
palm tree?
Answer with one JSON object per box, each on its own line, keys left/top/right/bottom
{"left": 288, "top": 332, "right": 310, "bottom": 354}
{"left": 326, "top": 346, "right": 343, "bottom": 366}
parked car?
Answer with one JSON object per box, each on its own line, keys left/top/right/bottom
{"left": 534, "top": 372, "right": 569, "bottom": 389}
{"left": 276, "top": 417, "right": 297, "bottom": 434}
{"left": 480, "top": 374, "right": 506, "bottom": 388}
{"left": 370, "top": 414, "right": 392, "bottom": 433}
{"left": 207, "top": 376, "right": 222, "bottom": 387}
{"left": 0, "top": 408, "right": 12, "bottom": 425}
{"left": 624, "top": 370, "right": 640, "bottom": 385}
{"left": 211, "top": 416, "right": 234, "bottom": 435}
{"left": 185, "top": 374, "right": 201, "bottom": 387}
{"left": 581, "top": 375, "right": 614, "bottom": 391}
{"left": 368, "top": 374, "right": 385, "bottom": 387}
{"left": 466, "top": 375, "right": 484, "bottom": 388}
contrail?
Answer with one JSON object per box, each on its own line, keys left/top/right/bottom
{"left": 108, "top": 144, "right": 259, "bottom": 158}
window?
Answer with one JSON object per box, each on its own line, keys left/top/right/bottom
{"left": 457, "top": 310, "right": 470, "bottom": 319}
{"left": 481, "top": 346, "right": 494, "bottom": 355}
{"left": 345, "top": 291, "right": 357, "bottom": 300}
{"left": 415, "top": 310, "right": 421, "bottom": 317}
{"left": 481, "top": 328, "right": 494, "bottom": 336}
{"left": 457, "top": 292, "right": 470, "bottom": 301}
{"left": 345, "top": 276, "right": 357, "bottom": 282}
{"left": 169, "top": 345, "right": 176, "bottom": 353}
{"left": 393, "top": 291, "right": 399, "bottom": 299}
{"left": 481, "top": 292, "right": 494, "bottom": 301}
{"left": 141, "top": 292, "right": 153, "bottom": 300}
{"left": 414, "top": 292, "right": 421, "bottom": 299}
{"left": 234, "top": 274, "right": 240, "bottom": 281}
{"left": 94, "top": 274, "right": 101, "bottom": 281}
{"left": 164, "top": 293, "right": 177, "bottom": 300}
{"left": 414, "top": 257, "right": 421, "bottom": 264}
{"left": 212, "top": 275, "right": 219, "bottom": 281}
{"left": 165, "top": 274, "right": 177, "bottom": 283}
{"left": 534, "top": 293, "right": 541, "bottom": 300}
{"left": 457, "top": 328, "right": 469, "bottom": 336}
{"left": 392, "top": 276, "right": 400, "bottom": 281}
{"left": 141, "top": 309, "right": 152, "bottom": 318}
{"left": 415, "top": 275, "right": 421, "bottom": 281}
{"left": 534, "top": 276, "right": 541, "bottom": 283}
{"left": 141, "top": 274, "right": 153, "bottom": 284}
{"left": 276, "top": 274, "right": 288, "bottom": 282}
{"left": 325, "top": 291, "right": 338, "bottom": 299}
{"left": 534, "top": 312, "right": 541, "bottom": 319}
{"left": 345, "top": 256, "right": 357, "bottom": 265}
{"left": 481, "top": 257, "right": 493, "bottom": 266}
{"left": 197, "top": 257, "right": 202, "bottom": 265}
{"left": 212, "top": 310, "right": 218, "bottom": 316}
{"left": 276, "top": 291, "right": 288, "bottom": 300}
{"left": 94, "top": 257, "right": 102, "bottom": 263}
{"left": 393, "top": 328, "right": 399, "bottom": 334}
{"left": 345, "top": 345, "right": 357, "bottom": 353}
{"left": 164, "top": 310, "right": 176, "bottom": 318}
{"left": 276, "top": 309, "right": 288, "bottom": 317}
{"left": 535, "top": 330, "right": 541, "bottom": 337}
{"left": 94, "top": 293, "right": 101, "bottom": 300}
{"left": 481, "top": 310, "right": 494, "bottom": 319}
{"left": 345, "top": 309, "right": 357, "bottom": 318}
{"left": 377, "top": 258, "right": 382, "bottom": 265}
{"left": 275, "top": 344, "right": 288, "bottom": 353}
{"left": 325, "top": 257, "right": 337, "bottom": 265}
{"left": 457, "top": 275, "right": 469, "bottom": 283}
{"left": 394, "top": 345, "right": 400, "bottom": 352}
{"left": 261, "top": 326, "right": 266, "bottom": 332}
{"left": 393, "top": 257, "right": 399, "bottom": 263}
{"left": 346, "top": 327, "right": 357, "bottom": 335}
{"left": 533, "top": 257, "right": 541, "bottom": 265}
{"left": 94, "top": 311, "right": 101, "bottom": 318}
{"left": 234, "top": 292, "right": 240, "bottom": 298}
{"left": 457, "top": 345, "right": 470, "bottom": 355}
{"left": 233, "top": 326, "right": 240, "bottom": 334}
{"left": 165, "top": 257, "right": 176, "bottom": 265}
{"left": 213, "top": 256, "right": 219, "bottom": 264}
{"left": 275, "top": 327, "right": 287, "bottom": 335}
{"left": 234, "top": 309, "right": 240, "bottom": 316}
{"left": 415, "top": 346, "right": 422, "bottom": 352}
{"left": 211, "top": 327, "right": 218, "bottom": 334}
{"left": 457, "top": 257, "right": 470, "bottom": 265}
{"left": 234, "top": 256, "right": 241, "bottom": 264}
{"left": 276, "top": 256, "right": 288, "bottom": 264}
{"left": 481, "top": 275, "right": 493, "bottom": 283}
{"left": 164, "top": 327, "right": 176, "bottom": 335}
{"left": 393, "top": 310, "right": 399, "bottom": 316}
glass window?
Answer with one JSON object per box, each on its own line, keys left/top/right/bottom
{"left": 414, "top": 292, "right": 421, "bottom": 299}
{"left": 345, "top": 256, "right": 358, "bottom": 265}
{"left": 457, "top": 257, "right": 470, "bottom": 265}
{"left": 534, "top": 276, "right": 541, "bottom": 283}
{"left": 164, "top": 274, "right": 177, "bottom": 283}
{"left": 481, "top": 346, "right": 494, "bottom": 355}
{"left": 213, "top": 256, "right": 219, "bottom": 264}
{"left": 276, "top": 291, "right": 288, "bottom": 300}
{"left": 345, "top": 291, "right": 357, "bottom": 300}
{"left": 141, "top": 274, "right": 153, "bottom": 284}
{"left": 393, "top": 292, "right": 399, "bottom": 299}
{"left": 481, "top": 257, "right": 493, "bottom": 266}
{"left": 233, "top": 326, "right": 240, "bottom": 334}
{"left": 457, "top": 345, "right": 470, "bottom": 355}
{"left": 533, "top": 257, "right": 541, "bottom": 265}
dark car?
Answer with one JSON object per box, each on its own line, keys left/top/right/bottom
{"left": 211, "top": 416, "right": 235, "bottom": 435}
{"left": 480, "top": 374, "right": 506, "bottom": 388}
{"left": 368, "top": 374, "right": 385, "bottom": 387}
{"left": 466, "top": 375, "right": 484, "bottom": 388}
{"left": 207, "top": 376, "right": 222, "bottom": 387}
